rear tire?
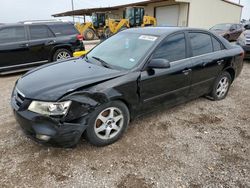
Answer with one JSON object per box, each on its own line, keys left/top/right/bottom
{"left": 209, "top": 72, "right": 232, "bottom": 101}
{"left": 85, "top": 101, "right": 130, "bottom": 147}
{"left": 52, "top": 48, "right": 72, "bottom": 62}
{"left": 83, "top": 29, "right": 95, "bottom": 40}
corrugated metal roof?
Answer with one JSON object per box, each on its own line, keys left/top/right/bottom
{"left": 52, "top": 0, "right": 169, "bottom": 17}
{"left": 52, "top": 0, "right": 243, "bottom": 17}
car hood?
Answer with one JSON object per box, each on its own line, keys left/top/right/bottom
{"left": 16, "top": 58, "right": 126, "bottom": 101}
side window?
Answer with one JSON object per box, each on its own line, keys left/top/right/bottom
{"left": 189, "top": 32, "right": 213, "bottom": 56}
{"left": 212, "top": 36, "right": 223, "bottom": 51}
{"left": 153, "top": 33, "right": 186, "bottom": 62}
{"left": 0, "top": 26, "right": 26, "bottom": 43}
{"left": 29, "top": 25, "right": 54, "bottom": 40}
{"left": 49, "top": 24, "right": 78, "bottom": 36}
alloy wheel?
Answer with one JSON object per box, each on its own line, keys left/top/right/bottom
{"left": 57, "top": 51, "right": 71, "bottom": 60}
{"left": 216, "top": 76, "right": 229, "bottom": 98}
{"left": 94, "top": 107, "right": 124, "bottom": 140}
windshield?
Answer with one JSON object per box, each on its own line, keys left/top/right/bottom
{"left": 125, "top": 8, "right": 134, "bottom": 20}
{"left": 87, "top": 32, "right": 158, "bottom": 70}
{"left": 211, "top": 24, "right": 232, "bottom": 31}
{"left": 92, "top": 13, "right": 97, "bottom": 23}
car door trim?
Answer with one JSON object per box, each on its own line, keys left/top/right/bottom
{"left": 170, "top": 49, "right": 227, "bottom": 66}
{"left": 143, "top": 85, "right": 190, "bottom": 103}
{"left": 0, "top": 60, "right": 48, "bottom": 70}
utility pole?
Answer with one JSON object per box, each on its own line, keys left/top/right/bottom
{"left": 71, "top": 0, "right": 75, "bottom": 23}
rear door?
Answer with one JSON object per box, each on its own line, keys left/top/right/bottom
{"left": 48, "top": 23, "right": 83, "bottom": 51}
{"left": 140, "top": 32, "right": 193, "bottom": 111}
{"left": 188, "top": 32, "right": 226, "bottom": 98}
{"left": 27, "top": 25, "right": 56, "bottom": 62}
{"left": 0, "top": 26, "right": 30, "bottom": 69}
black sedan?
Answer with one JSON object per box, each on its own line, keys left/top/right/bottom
{"left": 11, "top": 27, "right": 244, "bottom": 147}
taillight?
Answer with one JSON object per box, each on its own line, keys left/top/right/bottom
{"left": 77, "top": 34, "right": 84, "bottom": 41}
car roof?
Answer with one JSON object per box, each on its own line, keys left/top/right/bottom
{"left": 0, "top": 21, "right": 73, "bottom": 28}
{"left": 123, "top": 27, "right": 210, "bottom": 36}
{"left": 123, "top": 26, "right": 232, "bottom": 49}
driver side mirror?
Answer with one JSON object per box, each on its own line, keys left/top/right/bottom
{"left": 147, "top": 58, "right": 171, "bottom": 69}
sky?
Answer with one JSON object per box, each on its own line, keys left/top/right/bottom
{"left": 0, "top": 0, "right": 249, "bottom": 23}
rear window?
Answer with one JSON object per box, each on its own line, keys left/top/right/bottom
{"left": 0, "top": 26, "right": 26, "bottom": 43}
{"left": 236, "top": 24, "right": 242, "bottom": 29}
{"left": 212, "top": 36, "right": 223, "bottom": 51}
{"left": 48, "top": 24, "right": 78, "bottom": 36}
{"left": 189, "top": 32, "right": 213, "bottom": 56}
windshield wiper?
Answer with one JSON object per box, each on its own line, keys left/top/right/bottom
{"left": 92, "top": 56, "right": 112, "bottom": 69}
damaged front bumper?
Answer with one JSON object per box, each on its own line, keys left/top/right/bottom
{"left": 13, "top": 109, "right": 88, "bottom": 147}
{"left": 11, "top": 93, "right": 90, "bottom": 148}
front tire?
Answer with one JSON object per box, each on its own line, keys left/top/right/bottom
{"left": 209, "top": 72, "right": 232, "bottom": 100}
{"left": 85, "top": 101, "right": 130, "bottom": 147}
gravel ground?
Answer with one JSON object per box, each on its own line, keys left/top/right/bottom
{"left": 0, "top": 59, "right": 249, "bottom": 187}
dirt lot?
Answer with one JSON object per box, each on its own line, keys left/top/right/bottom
{"left": 0, "top": 60, "right": 249, "bottom": 187}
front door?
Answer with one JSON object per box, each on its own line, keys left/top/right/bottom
{"left": 139, "top": 32, "right": 192, "bottom": 112}
{"left": 0, "top": 26, "right": 30, "bottom": 70}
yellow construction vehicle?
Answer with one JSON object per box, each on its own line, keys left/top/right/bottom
{"left": 104, "top": 7, "right": 157, "bottom": 37}
{"left": 76, "top": 12, "right": 106, "bottom": 40}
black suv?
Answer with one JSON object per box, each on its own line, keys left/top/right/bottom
{"left": 0, "top": 21, "right": 85, "bottom": 74}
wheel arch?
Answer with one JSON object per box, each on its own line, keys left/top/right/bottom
{"left": 109, "top": 97, "right": 133, "bottom": 120}
{"left": 224, "top": 67, "right": 236, "bottom": 82}
{"left": 49, "top": 45, "right": 73, "bottom": 61}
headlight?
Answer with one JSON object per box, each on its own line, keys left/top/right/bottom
{"left": 28, "top": 101, "right": 72, "bottom": 116}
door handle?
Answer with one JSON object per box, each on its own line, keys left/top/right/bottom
{"left": 19, "top": 43, "right": 29, "bottom": 47}
{"left": 182, "top": 69, "right": 192, "bottom": 75}
{"left": 45, "top": 40, "right": 56, "bottom": 45}
{"left": 217, "top": 60, "right": 224, "bottom": 65}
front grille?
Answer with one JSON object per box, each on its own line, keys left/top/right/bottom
{"left": 13, "top": 89, "right": 26, "bottom": 109}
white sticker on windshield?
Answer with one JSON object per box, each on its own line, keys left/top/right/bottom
{"left": 129, "top": 58, "right": 135, "bottom": 62}
{"left": 139, "top": 35, "right": 158, "bottom": 41}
